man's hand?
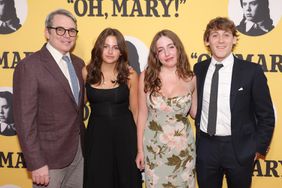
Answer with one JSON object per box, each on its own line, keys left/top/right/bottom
{"left": 31, "top": 165, "right": 50, "bottom": 186}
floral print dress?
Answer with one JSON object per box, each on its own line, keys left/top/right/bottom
{"left": 144, "top": 92, "right": 195, "bottom": 188}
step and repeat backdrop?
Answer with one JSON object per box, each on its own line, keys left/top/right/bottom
{"left": 0, "top": 0, "right": 282, "bottom": 187}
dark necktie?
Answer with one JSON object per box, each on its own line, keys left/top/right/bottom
{"left": 207, "top": 64, "right": 223, "bottom": 136}
{"left": 62, "top": 56, "right": 79, "bottom": 105}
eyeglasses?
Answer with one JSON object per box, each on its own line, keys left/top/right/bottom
{"left": 47, "top": 26, "right": 78, "bottom": 37}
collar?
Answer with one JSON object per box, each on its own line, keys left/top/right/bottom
{"left": 0, "top": 122, "right": 8, "bottom": 132}
{"left": 245, "top": 20, "right": 257, "bottom": 32}
{"left": 211, "top": 53, "right": 234, "bottom": 68}
{"left": 245, "top": 20, "right": 269, "bottom": 32}
{"left": 256, "top": 20, "right": 269, "bottom": 32}
{"left": 46, "top": 42, "right": 70, "bottom": 63}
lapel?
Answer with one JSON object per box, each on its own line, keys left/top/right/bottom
{"left": 198, "top": 59, "right": 211, "bottom": 111}
{"left": 230, "top": 56, "right": 243, "bottom": 110}
{"left": 39, "top": 45, "right": 78, "bottom": 107}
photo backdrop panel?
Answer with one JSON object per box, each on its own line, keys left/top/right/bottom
{"left": 0, "top": 0, "right": 281, "bottom": 187}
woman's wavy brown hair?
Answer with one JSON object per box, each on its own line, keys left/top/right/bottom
{"left": 86, "top": 28, "right": 129, "bottom": 85}
{"left": 144, "top": 29, "right": 193, "bottom": 97}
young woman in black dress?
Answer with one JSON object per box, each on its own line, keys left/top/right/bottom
{"left": 82, "top": 28, "right": 142, "bottom": 188}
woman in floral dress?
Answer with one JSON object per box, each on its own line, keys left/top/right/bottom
{"left": 136, "top": 29, "right": 197, "bottom": 188}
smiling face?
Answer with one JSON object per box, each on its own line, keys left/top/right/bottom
{"left": 205, "top": 29, "right": 237, "bottom": 62}
{"left": 156, "top": 36, "right": 178, "bottom": 68}
{"left": 45, "top": 14, "right": 77, "bottom": 55}
{"left": 242, "top": 0, "right": 259, "bottom": 22}
{"left": 102, "top": 35, "right": 121, "bottom": 65}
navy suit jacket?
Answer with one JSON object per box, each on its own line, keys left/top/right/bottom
{"left": 194, "top": 56, "right": 275, "bottom": 165}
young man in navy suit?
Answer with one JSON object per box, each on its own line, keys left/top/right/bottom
{"left": 194, "top": 17, "right": 275, "bottom": 188}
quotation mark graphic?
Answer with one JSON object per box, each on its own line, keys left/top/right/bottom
{"left": 191, "top": 53, "right": 198, "bottom": 59}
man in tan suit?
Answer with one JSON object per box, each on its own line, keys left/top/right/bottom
{"left": 13, "top": 9, "right": 85, "bottom": 187}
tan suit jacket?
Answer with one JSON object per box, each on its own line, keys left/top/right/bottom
{"left": 13, "top": 44, "right": 85, "bottom": 171}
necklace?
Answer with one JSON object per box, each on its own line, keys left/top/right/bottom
{"left": 102, "top": 79, "right": 117, "bottom": 85}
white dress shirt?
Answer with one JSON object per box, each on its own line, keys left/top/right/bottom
{"left": 200, "top": 54, "right": 234, "bottom": 136}
{"left": 46, "top": 43, "right": 79, "bottom": 96}
{"left": 0, "top": 122, "right": 8, "bottom": 133}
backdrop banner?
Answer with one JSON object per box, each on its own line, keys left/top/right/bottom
{"left": 0, "top": 0, "right": 281, "bottom": 187}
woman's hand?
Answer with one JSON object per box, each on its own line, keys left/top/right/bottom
{"left": 135, "top": 151, "right": 145, "bottom": 170}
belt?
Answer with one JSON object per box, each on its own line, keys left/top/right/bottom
{"left": 199, "top": 131, "right": 231, "bottom": 142}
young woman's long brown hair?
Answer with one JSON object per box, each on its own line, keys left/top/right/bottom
{"left": 86, "top": 28, "right": 129, "bottom": 85}
{"left": 144, "top": 29, "right": 193, "bottom": 97}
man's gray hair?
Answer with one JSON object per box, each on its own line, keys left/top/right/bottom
{"left": 45, "top": 9, "right": 77, "bottom": 28}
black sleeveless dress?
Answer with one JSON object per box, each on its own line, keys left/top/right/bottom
{"left": 84, "top": 83, "right": 142, "bottom": 188}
